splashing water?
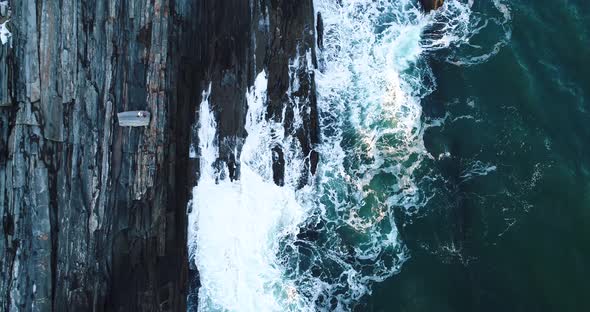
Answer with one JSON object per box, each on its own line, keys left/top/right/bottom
{"left": 422, "top": 0, "right": 512, "bottom": 65}
{"left": 189, "top": 72, "right": 312, "bottom": 311}
{"left": 189, "top": 0, "right": 511, "bottom": 311}
{"left": 0, "top": 1, "right": 11, "bottom": 45}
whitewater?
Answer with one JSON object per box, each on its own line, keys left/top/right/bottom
{"left": 188, "top": 0, "right": 511, "bottom": 311}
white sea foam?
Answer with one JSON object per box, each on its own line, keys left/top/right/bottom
{"left": 0, "top": 1, "right": 10, "bottom": 45}
{"left": 190, "top": 0, "right": 509, "bottom": 311}
{"left": 189, "top": 72, "right": 312, "bottom": 312}
{"left": 422, "top": 0, "right": 512, "bottom": 65}
{"left": 307, "top": 1, "right": 432, "bottom": 309}
{"left": 0, "top": 20, "right": 10, "bottom": 46}
{"left": 303, "top": 0, "right": 495, "bottom": 310}
{"left": 459, "top": 160, "right": 497, "bottom": 182}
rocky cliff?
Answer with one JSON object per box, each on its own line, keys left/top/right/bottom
{"left": 185, "top": 1, "right": 319, "bottom": 308}
{"left": 0, "top": 0, "right": 319, "bottom": 311}
{"left": 0, "top": 0, "right": 193, "bottom": 311}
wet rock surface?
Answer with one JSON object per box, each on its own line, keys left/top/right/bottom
{"left": 0, "top": 0, "right": 319, "bottom": 311}
{"left": 186, "top": 0, "right": 319, "bottom": 309}
{"left": 191, "top": 0, "right": 319, "bottom": 185}
{"left": 420, "top": 0, "right": 445, "bottom": 12}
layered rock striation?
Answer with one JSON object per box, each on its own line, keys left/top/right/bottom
{"left": 0, "top": 1, "right": 195, "bottom": 310}
{"left": 0, "top": 0, "right": 320, "bottom": 311}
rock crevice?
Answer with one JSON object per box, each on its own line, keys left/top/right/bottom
{"left": 1, "top": 0, "right": 196, "bottom": 310}
{"left": 1, "top": 0, "right": 321, "bottom": 311}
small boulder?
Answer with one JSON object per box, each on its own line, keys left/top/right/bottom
{"left": 420, "top": 0, "right": 444, "bottom": 12}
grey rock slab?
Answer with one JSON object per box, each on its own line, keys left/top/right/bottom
{"left": 117, "top": 111, "right": 151, "bottom": 127}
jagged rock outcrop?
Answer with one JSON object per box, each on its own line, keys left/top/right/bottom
{"left": 1, "top": 0, "right": 320, "bottom": 311}
{"left": 420, "top": 0, "right": 445, "bottom": 12}
{"left": 185, "top": 1, "right": 320, "bottom": 309}
{"left": 264, "top": 0, "right": 320, "bottom": 186}
{"left": 189, "top": 0, "right": 319, "bottom": 184}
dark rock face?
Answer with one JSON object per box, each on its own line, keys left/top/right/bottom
{"left": 191, "top": 0, "right": 319, "bottom": 185}
{"left": 0, "top": 0, "right": 198, "bottom": 310}
{"left": 420, "top": 0, "right": 445, "bottom": 12}
{"left": 186, "top": 1, "right": 319, "bottom": 308}
{"left": 1, "top": 0, "right": 319, "bottom": 311}
{"left": 265, "top": 0, "right": 320, "bottom": 186}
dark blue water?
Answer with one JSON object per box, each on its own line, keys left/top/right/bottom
{"left": 364, "top": 1, "right": 590, "bottom": 311}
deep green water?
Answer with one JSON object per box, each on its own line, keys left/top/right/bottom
{"left": 365, "top": 1, "right": 590, "bottom": 311}
{"left": 189, "top": 1, "right": 590, "bottom": 311}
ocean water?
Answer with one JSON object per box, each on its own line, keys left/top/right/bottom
{"left": 188, "top": 1, "right": 590, "bottom": 311}
{"left": 366, "top": 0, "right": 590, "bottom": 311}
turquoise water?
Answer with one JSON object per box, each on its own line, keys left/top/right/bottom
{"left": 364, "top": 1, "right": 590, "bottom": 311}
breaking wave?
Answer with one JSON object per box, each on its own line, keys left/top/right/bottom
{"left": 188, "top": 1, "right": 511, "bottom": 311}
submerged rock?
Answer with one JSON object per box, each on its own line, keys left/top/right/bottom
{"left": 421, "top": 0, "right": 445, "bottom": 12}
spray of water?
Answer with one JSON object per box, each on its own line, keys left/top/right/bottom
{"left": 189, "top": 1, "right": 511, "bottom": 311}
{"left": 189, "top": 72, "right": 314, "bottom": 311}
